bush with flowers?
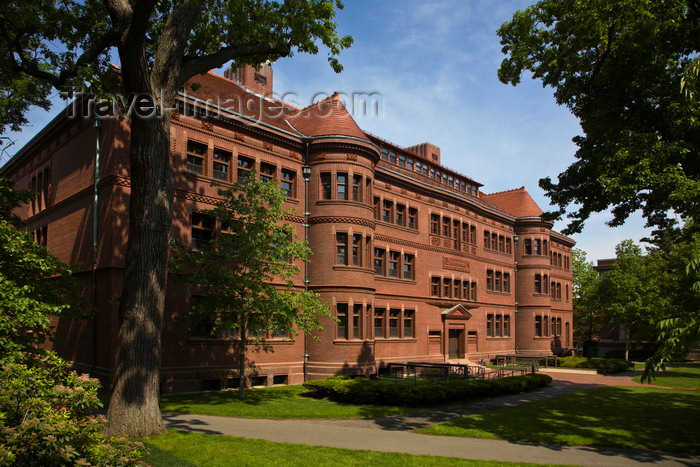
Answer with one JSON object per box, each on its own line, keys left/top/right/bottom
{"left": 0, "top": 352, "right": 143, "bottom": 466}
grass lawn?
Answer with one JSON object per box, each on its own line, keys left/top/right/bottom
{"left": 160, "top": 384, "right": 420, "bottom": 419}
{"left": 418, "top": 386, "right": 700, "bottom": 454}
{"left": 632, "top": 366, "right": 700, "bottom": 388}
{"left": 142, "top": 430, "right": 565, "bottom": 467}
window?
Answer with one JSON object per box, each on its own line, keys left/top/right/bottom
{"left": 442, "top": 217, "right": 450, "bottom": 236}
{"left": 374, "top": 197, "right": 381, "bottom": 220}
{"left": 374, "top": 308, "right": 385, "bottom": 338}
{"left": 337, "top": 303, "right": 348, "bottom": 339}
{"left": 505, "top": 237, "right": 512, "bottom": 254}
{"left": 430, "top": 214, "right": 440, "bottom": 235}
{"left": 374, "top": 248, "right": 385, "bottom": 275}
{"left": 382, "top": 200, "right": 393, "bottom": 223}
{"left": 280, "top": 169, "right": 295, "bottom": 197}
{"left": 503, "top": 273, "right": 510, "bottom": 293}
{"left": 191, "top": 212, "right": 213, "bottom": 250}
{"left": 495, "top": 315, "right": 503, "bottom": 337}
{"left": 484, "top": 230, "right": 490, "bottom": 248}
{"left": 389, "top": 309, "right": 399, "bottom": 337}
{"left": 388, "top": 251, "right": 399, "bottom": 277}
{"left": 495, "top": 271, "right": 502, "bottom": 291}
{"left": 352, "top": 304, "right": 362, "bottom": 339}
{"left": 187, "top": 141, "right": 206, "bottom": 175}
{"left": 403, "top": 310, "right": 414, "bottom": 338}
{"left": 352, "top": 175, "right": 363, "bottom": 201}
{"left": 395, "top": 204, "right": 405, "bottom": 226}
{"left": 237, "top": 156, "right": 254, "bottom": 184}
{"left": 431, "top": 277, "right": 441, "bottom": 297}
{"left": 534, "top": 239, "right": 541, "bottom": 255}
{"left": 381, "top": 148, "right": 388, "bottom": 161}
{"left": 33, "top": 226, "right": 48, "bottom": 246}
{"left": 321, "top": 173, "right": 332, "bottom": 199}
{"left": 534, "top": 274, "right": 542, "bottom": 294}
{"left": 402, "top": 253, "right": 414, "bottom": 279}
{"left": 336, "top": 233, "right": 348, "bottom": 265}
{"left": 212, "top": 148, "right": 231, "bottom": 181}
{"left": 503, "top": 315, "right": 511, "bottom": 337}
{"left": 486, "top": 270, "right": 494, "bottom": 291}
{"left": 398, "top": 154, "right": 406, "bottom": 167}
{"left": 486, "top": 313, "right": 513, "bottom": 338}
{"left": 260, "top": 162, "right": 276, "bottom": 183}
{"left": 487, "top": 314, "right": 494, "bottom": 337}
{"left": 352, "top": 234, "right": 362, "bottom": 266}
{"left": 337, "top": 173, "right": 348, "bottom": 200}
{"left": 408, "top": 208, "right": 418, "bottom": 229}
{"left": 30, "top": 167, "right": 50, "bottom": 214}
{"left": 535, "top": 315, "right": 543, "bottom": 337}
{"left": 443, "top": 278, "right": 451, "bottom": 297}
{"left": 524, "top": 239, "right": 532, "bottom": 255}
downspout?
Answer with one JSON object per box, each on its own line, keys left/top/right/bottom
{"left": 90, "top": 118, "right": 102, "bottom": 377}
{"left": 301, "top": 138, "right": 311, "bottom": 381}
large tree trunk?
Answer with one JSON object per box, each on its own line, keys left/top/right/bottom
{"left": 105, "top": 109, "right": 173, "bottom": 436}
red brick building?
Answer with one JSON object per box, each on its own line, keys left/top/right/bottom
{"left": 1, "top": 65, "right": 574, "bottom": 393}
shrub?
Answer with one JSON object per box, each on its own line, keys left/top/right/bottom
{"left": 557, "top": 356, "right": 633, "bottom": 374}
{"left": 0, "top": 352, "right": 143, "bottom": 466}
{"left": 302, "top": 373, "right": 552, "bottom": 407}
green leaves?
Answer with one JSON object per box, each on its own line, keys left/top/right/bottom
{"left": 0, "top": 179, "right": 80, "bottom": 362}
{"left": 499, "top": 0, "right": 700, "bottom": 234}
{"left": 170, "top": 174, "right": 330, "bottom": 343}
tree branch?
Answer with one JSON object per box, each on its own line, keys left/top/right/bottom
{"left": 9, "top": 29, "right": 118, "bottom": 90}
{"left": 177, "top": 42, "right": 292, "bottom": 88}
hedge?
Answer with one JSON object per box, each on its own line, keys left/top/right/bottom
{"left": 557, "top": 356, "right": 633, "bottom": 374}
{"left": 302, "top": 373, "right": 552, "bottom": 407}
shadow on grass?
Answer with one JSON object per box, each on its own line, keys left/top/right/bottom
{"left": 142, "top": 442, "right": 199, "bottom": 467}
{"left": 161, "top": 385, "right": 303, "bottom": 408}
{"left": 427, "top": 386, "right": 700, "bottom": 454}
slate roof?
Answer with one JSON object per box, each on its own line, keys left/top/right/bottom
{"left": 482, "top": 186, "right": 544, "bottom": 218}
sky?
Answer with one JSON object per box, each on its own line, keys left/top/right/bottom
{"left": 0, "top": 0, "right": 653, "bottom": 262}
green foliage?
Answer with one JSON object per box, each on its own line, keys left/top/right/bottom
{"left": 171, "top": 176, "right": 331, "bottom": 397}
{"left": 0, "top": 178, "right": 82, "bottom": 363}
{"left": 0, "top": 0, "right": 353, "bottom": 133}
{"left": 302, "top": 374, "right": 552, "bottom": 407}
{"left": 571, "top": 248, "right": 601, "bottom": 343}
{"left": 557, "top": 356, "right": 633, "bottom": 374}
{"left": 0, "top": 352, "right": 143, "bottom": 466}
{"left": 498, "top": 0, "right": 700, "bottom": 234}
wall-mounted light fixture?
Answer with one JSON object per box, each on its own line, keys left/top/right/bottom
{"left": 301, "top": 165, "right": 311, "bottom": 182}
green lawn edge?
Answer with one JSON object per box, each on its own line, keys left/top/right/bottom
{"left": 142, "top": 430, "right": 571, "bottom": 467}
{"left": 417, "top": 386, "right": 700, "bottom": 454}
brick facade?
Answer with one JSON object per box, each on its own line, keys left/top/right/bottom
{"left": 1, "top": 65, "right": 574, "bottom": 393}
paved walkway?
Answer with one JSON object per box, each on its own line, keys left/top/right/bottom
{"left": 163, "top": 370, "right": 700, "bottom": 466}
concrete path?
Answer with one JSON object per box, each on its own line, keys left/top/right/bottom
{"left": 163, "top": 370, "right": 700, "bottom": 466}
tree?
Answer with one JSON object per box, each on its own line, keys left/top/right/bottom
{"left": 497, "top": 0, "right": 700, "bottom": 235}
{"left": 0, "top": 178, "right": 79, "bottom": 363}
{"left": 171, "top": 175, "right": 331, "bottom": 399}
{"left": 642, "top": 228, "right": 700, "bottom": 380}
{"left": 571, "top": 248, "right": 601, "bottom": 355}
{"left": 1, "top": 0, "right": 351, "bottom": 436}
{"left": 597, "top": 240, "right": 671, "bottom": 360}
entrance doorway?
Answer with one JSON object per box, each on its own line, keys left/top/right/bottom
{"left": 448, "top": 328, "right": 464, "bottom": 359}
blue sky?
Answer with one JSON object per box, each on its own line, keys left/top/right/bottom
{"left": 1, "top": 0, "right": 652, "bottom": 261}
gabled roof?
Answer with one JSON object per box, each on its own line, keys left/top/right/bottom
{"left": 285, "top": 92, "right": 370, "bottom": 141}
{"left": 441, "top": 304, "right": 473, "bottom": 320}
{"left": 482, "top": 186, "right": 543, "bottom": 218}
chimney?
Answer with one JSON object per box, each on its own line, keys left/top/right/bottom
{"left": 224, "top": 63, "right": 273, "bottom": 96}
{"left": 406, "top": 142, "right": 441, "bottom": 165}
